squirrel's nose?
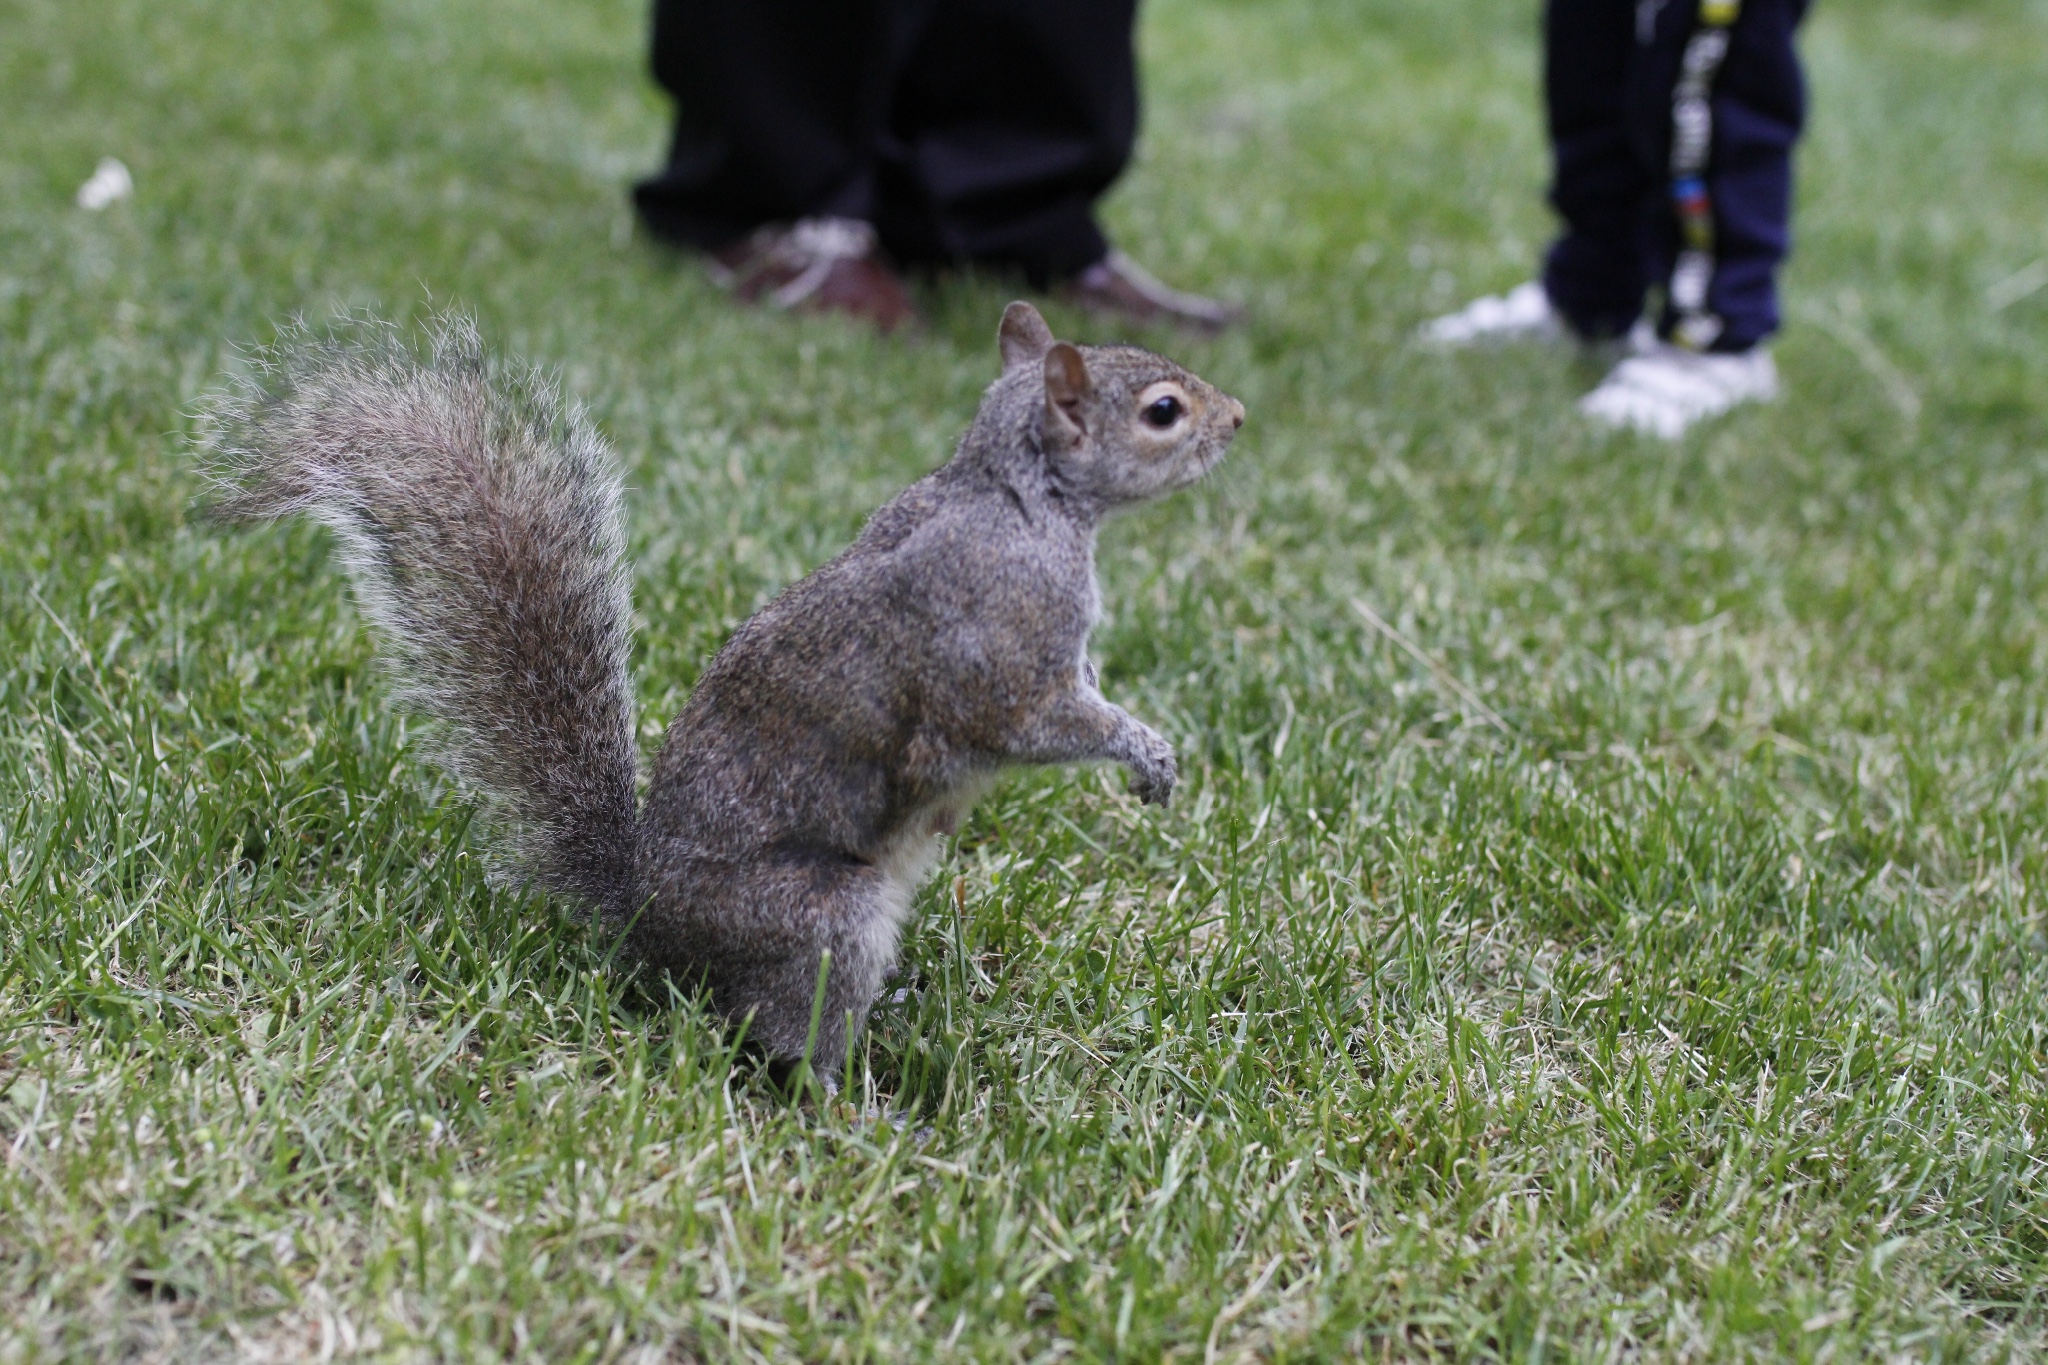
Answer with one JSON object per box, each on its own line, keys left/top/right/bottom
{"left": 1228, "top": 400, "right": 1246, "bottom": 430}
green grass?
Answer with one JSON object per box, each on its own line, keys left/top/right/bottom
{"left": 4, "top": 0, "right": 2047, "bottom": 1357}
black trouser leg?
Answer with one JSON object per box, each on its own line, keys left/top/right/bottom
{"left": 632, "top": 0, "right": 1139, "bottom": 284}
{"left": 1541, "top": 0, "right": 1809, "bottom": 351}
{"left": 632, "top": 0, "right": 918, "bottom": 252}
{"left": 875, "top": 0, "right": 1138, "bottom": 285}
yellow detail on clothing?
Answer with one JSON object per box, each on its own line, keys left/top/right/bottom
{"left": 1701, "top": 0, "right": 1741, "bottom": 25}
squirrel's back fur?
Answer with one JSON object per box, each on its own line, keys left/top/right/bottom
{"left": 204, "top": 304, "right": 1243, "bottom": 1074}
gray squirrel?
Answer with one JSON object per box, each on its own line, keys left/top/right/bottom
{"left": 203, "top": 302, "right": 1245, "bottom": 1073}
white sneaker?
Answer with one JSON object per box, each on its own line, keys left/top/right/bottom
{"left": 1577, "top": 342, "right": 1779, "bottom": 439}
{"left": 1419, "top": 281, "right": 1565, "bottom": 347}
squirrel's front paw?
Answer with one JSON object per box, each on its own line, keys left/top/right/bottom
{"left": 1126, "top": 734, "right": 1178, "bottom": 808}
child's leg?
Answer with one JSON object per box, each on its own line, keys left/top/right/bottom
{"left": 1541, "top": 0, "right": 1657, "bottom": 341}
{"left": 1573, "top": 0, "right": 1809, "bottom": 436}
{"left": 1640, "top": 0, "right": 1811, "bottom": 352}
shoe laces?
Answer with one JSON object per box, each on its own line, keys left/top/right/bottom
{"left": 777, "top": 217, "right": 877, "bottom": 264}
{"left": 1083, "top": 250, "right": 1235, "bottom": 325}
{"left": 763, "top": 217, "right": 879, "bottom": 308}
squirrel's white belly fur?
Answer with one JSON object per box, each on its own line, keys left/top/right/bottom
{"left": 862, "top": 774, "right": 996, "bottom": 961}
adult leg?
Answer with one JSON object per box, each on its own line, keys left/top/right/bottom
{"left": 874, "top": 0, "right": 1138, "bottom": 286}
{"left": 632, "top": 1, "right": 927, "bottom": 329}
{"left": 632, "top": 0, "right": 914, "bottom": 252}
{"left": 1541, "top": 0, "right": 1659, "bottom": 341}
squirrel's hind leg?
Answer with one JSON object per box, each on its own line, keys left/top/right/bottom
{"left": 642, "top": 850, "right": 911, "bottom": 1073}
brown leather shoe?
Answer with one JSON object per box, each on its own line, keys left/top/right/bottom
{"left": 1062, "top": 250, "right": 1240, "bottom": 334}
{"left": 709, "top": 217, "right": 922, "bottom": 334}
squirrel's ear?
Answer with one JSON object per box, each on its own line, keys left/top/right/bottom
{"left": 999, "top": 301, "right": 1056, "bottom": 375}
{"left": 1042, "top": 342, "right": 1094, "bottom": 443}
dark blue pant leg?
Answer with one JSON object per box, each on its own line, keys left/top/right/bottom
{"left": 1542, "top": 0, "right": 1809, "bottom": 352}
{"left": 1672, "top": 0, "right": 1809, "bottom": 351}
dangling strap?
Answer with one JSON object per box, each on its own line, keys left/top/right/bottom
{"left": 1667, "top": 0, "right": 1742, "bottom": 350}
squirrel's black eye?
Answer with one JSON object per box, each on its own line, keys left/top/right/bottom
{"left": 1142, "top": 395, "right": 1183, "bottom": 429}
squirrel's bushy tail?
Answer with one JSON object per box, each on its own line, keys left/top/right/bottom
{"left": 203, "top": 315, "right": 639, "bottom": 918}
